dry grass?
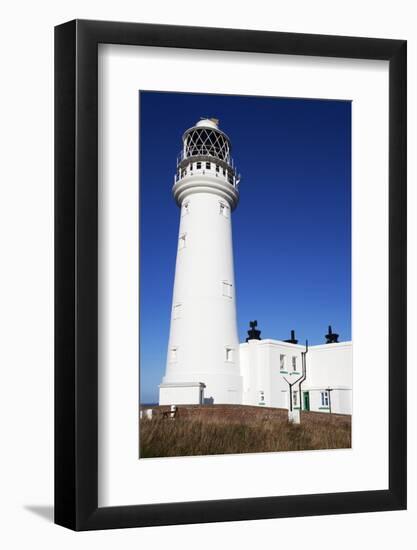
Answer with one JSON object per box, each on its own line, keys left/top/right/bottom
{"left": 139, "top": 405, "right": 351, "bottom": 458}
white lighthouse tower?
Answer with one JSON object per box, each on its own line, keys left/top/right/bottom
{"left": 159, "top": 118, "right": 243, "bottom": 406}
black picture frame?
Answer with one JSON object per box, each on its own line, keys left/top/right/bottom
{"left": 55, "top": 19, "right": 407, "bottom": 531}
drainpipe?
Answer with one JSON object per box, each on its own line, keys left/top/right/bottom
{"left": 284, "top": 378, "right": 297, "bottom": 413}
{"left": 298, "top": 340, "right": 308, "bottom": 411}
{"left": 283, "top": 340, "right": 308, "bottom": 416}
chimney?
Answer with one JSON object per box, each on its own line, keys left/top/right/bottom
{"left": 325, "top": 325, "right": 339, "bottom": 344}
{"left": 284, "top": 329, "right": 298, "bottom": 344}
{"left": 246, "top": 320, "right": 262, "bottom": 342}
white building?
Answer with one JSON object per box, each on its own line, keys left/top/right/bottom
{"left": 240, "top": 331, "right": 352, "bottom": 414}
{"left": 159, "top": 118, "right": 352, "bottom": 415}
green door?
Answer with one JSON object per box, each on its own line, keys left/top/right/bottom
{"left": 303, "top": 391, "right": 310, "bottom": 411}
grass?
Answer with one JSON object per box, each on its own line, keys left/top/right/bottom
{"left": 139, "top": 405, "right": 351, "bottom": 458}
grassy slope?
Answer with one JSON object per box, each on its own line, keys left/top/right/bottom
{"left": 139, "top": 405, "right": 351, "bottom": 458}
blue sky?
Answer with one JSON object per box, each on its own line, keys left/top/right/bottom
{"left": 139, "top": 91, "right": 351, "bottom": 403}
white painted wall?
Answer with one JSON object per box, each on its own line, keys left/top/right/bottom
{"left": 240, "top": 339, "right": 352, "bottom": 414}
{"left": 159, "top": 382, "right": 204, "bottom": 405}
{"left": 162, "top": 123, "right": 242, "bottom": 404}
{"left": 303, "top": 342, "right": 353, "bottom": 413}
{"left": 306, "top": 342, "right": 353, "bottom": 389}
{"left": 240, "top": 340, "right": 305, "bottom": 408}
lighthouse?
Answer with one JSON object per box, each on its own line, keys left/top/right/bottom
{"left": 158, "top": 118, "right": 243, "bottom": 405}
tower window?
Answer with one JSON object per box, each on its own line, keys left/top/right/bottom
{"left": 280, "top": 354, "right": 285, "bottom": 370}
{"left": 219, "top": 202, "right": 229, "bottom": 218}
{"left": 225, "top": 347, "right": 234, "bottom": 362}
{"left": 222, "top": 168, "right": 226, "bottom": 176}
{"left": 216, "top": 165, "right": 220, "bottom": 172}
{"left": 178, "top": 234, "right": 186, "bottom": 250}
{"left": 170, "top": 347, "right": 178, "bottom": 362}
{"left": 173, "top": 304, "right": 182, "bottom": 319}
{"left": 188, "top": 162, "right": 193, "bottom": 171}
{"left": 206, "top": 162, "right": 211, "bottom": 169}
{"left": 196, "top": 161, "right": 201, "bottom": 169}
{"left": 321, "top": 391, "right": 329, "bottom": 407}
{"left": 292, "top": 356, "right": 297, "bottom": 371}
{"left": 182, "top": 202, "right": 190, "bottom": 215}
{"left": 222, "top": 281, "right": 232, "bottom": 298}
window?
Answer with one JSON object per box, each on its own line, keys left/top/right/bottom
{"left": 293, "top": 391, "right": 298, "bottom": 406}
{"left": 222, "top": 168, "right": 226, "bottom": 176}
{"left": 222, "top": 281, "right": 232, "bottom": 298}
{"left": 225, "top": 347, "right": 234, "bottom": 362}
{"left": 280, "top": 354, "right": 285, "bottom": 370}
{"left": 206, "top": 162, "right": 211, "bottom": 169}
{"left": 188, "top": 162, "right": 193, "bottom": 172}
{"left": 170, "top": 347, "right": 178, "bottom": 362}
{"left": 182, "top": 202, "right": 190, "bottom": 215}
{"left": 292, "top": 356, "right": 297, "bottom": 371}
{"left": 321, "top": 391, "right": 329, "bottom": 407}
{"left": 196, "top": 161, "right": 202, "bottom": 169}
{"left": 216, "top": 164, "right": 220, "bottom": 172}
{"left": 178, "top": 233, "right": 186, "bottom": 250}
{"left": 219, "top": 202, "right": 229, "bottom": 218}
{"left": 259, "top": 391, "right": 265, "bottom": 403}
{"left": 173, "top": 304, "right": 181, "bottom": 319}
